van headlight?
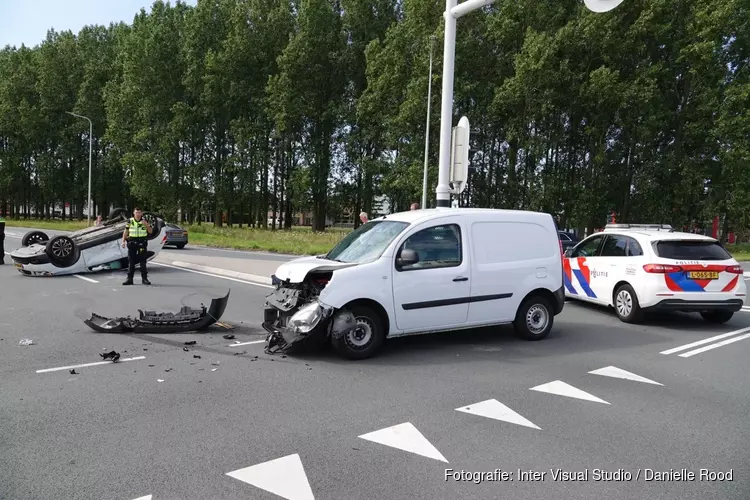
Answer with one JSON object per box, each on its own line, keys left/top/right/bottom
{"left": 289, "top": 301, "right": 329, "bottom": 333}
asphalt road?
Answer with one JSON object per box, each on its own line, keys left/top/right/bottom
{"left": 2, "top": 235, "right": 750, "bottom": 500}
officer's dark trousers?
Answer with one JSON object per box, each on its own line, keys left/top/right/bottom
{"left": 0, "top": 221, "right": 5, "bottom": 264}
{"left": 126, "top": 239, "right": 148, "bottom": 279}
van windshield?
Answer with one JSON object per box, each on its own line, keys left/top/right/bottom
{"left": 324, "top": 220, "right": 409, "bottom": 264}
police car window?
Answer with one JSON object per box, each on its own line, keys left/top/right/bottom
{"left": 625, "top": 237, "right": 643, "bottom": 256}
{"left": 600, "top": 235, "right": 628, "bottom": 257}
{"left": 572, "top": 235, "right": 603, "bottom": 257}
{"left": 655, "top": 240, "right": 731, "bottom": 261}
{"left": 400, "top": 224, "right": 462, "bottom": 271}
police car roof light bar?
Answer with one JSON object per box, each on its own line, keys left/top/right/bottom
{"left": 605, "top": 223, "right": 673, "bottom": 232}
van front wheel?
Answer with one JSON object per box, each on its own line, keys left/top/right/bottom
{"left": 514, "top": 297, "right": 553, "bottom": 340}
{"left": 330, "top": 305, "right": 385, "bottom": 360}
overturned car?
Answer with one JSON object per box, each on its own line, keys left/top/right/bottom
{"left": 10, "top": 208, "right": 167, "bottom": 277}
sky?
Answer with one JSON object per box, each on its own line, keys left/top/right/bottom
{"left": 0, "top": 0, "right": 197, "bottom": 49}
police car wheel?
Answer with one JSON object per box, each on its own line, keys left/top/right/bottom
{"left": 330, "top": 305, "right": 385, "bottom": 360}
{"left": 699, "top": 310, "right": 733, "bottom": 324}
{"left": 514, "top": 296, "right": 553, "bottom": 340}
{"left": 613, "top": 284, "right": 644, "bottom": 324}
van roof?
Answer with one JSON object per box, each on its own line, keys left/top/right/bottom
{"left": 373, "top": 207, "right": 553, "bottom": 224}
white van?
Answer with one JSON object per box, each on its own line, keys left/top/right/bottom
{"left": 262, "top": 208, "right": 565, "bottom": 359}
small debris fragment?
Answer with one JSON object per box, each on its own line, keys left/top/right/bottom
{"left": 69, "top": 369, "right": 78, "bottom": 375}
{"left": 281, "top": 355, "right": 287, "bottom": 359}
{"left": 193, "top": 355, "right": 201, "bottom": 359}
{"left": 143, "top": 348, "right": 148, "bottom": 351}
{"left": 148, "top": 364, "right": 155, "bottom": 367}
{"left": 183, "top": 347, "right": 189, "bottom": 352}
{"left": 19, "top": 339, "right": 34, "bottom": 346}
{"left": 164, "top": 368, "right": 172, "bottom": 372}
{"left": 223, "top": 334, "right": 235, "bottom": 340}
{"left": 211, "top": 368, "right": 218, "bottom": 372}
{"left": 307, "top": 367, "right": 312, "bottom": 370}
{"left": 211, "top": 361, "right": 220, "bottom": 366}
{"left": 100, "top": 350, "right": 120, "bottom": 362}
{"left": 157, "top": 379, "right": 164, "bottom": 383}
{"left": 233, "top": 351, "right": 246, "bottom": 356}
{"left": 184, "top": 341, "right": 196, "bottom": 345}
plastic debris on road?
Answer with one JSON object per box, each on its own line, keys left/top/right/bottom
{"left": 19, "top": 339, "right": 34, "bottom": 346}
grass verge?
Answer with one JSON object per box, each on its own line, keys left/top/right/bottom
{"left": 4, "top": 218, "right": 351, "bottom": 255}
{"left": 6, "top": 218, "right": 750, "bottom": 261}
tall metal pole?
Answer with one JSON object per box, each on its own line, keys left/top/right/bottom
{"left": 421, "top": 36, "right": 436, "bottom": 210}
{"left": 67, "top": 112, "right": 93, "bottom": 226}
{"left": 434, "top": 0, "right": 623, "bottom": 208}
{"left": 435, "top": 0, "right": 458, "bottom": 208}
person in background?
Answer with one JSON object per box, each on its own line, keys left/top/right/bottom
{"left": 94, "top": 215, "right": 102, "bottom": 226}
{"left": 410, "top": 202, "right": 419, "bottom": 210}
{"left": 359, "top": 212, "right": 368, "bottom": 224}
{"left": 0, "top": 211, "right": 5, "bottom": 264}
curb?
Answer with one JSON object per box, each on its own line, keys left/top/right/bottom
{"left": 161, "top": 260, "right": 273, "bottom": 285}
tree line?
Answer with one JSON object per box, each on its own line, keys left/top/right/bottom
{"left": 0, "top": 0, "right": 748, "bottom": 236}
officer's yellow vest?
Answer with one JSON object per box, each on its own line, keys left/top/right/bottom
{"left": 128, "top": 218, "right": 148, "bottom": 238}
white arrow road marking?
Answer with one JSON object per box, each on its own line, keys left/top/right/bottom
{"left": 358, "top": 422, "right": 448, "bottom": 463}
{"left": 73, "top": 274, "right": 99, "bottom": 283}
{"left": 588, "top": 366, "right": 663, "bottom": 386}
{"left": 456, "top": 399, "right": 541, "bottom": 429}
{"left": 530, "top": 380, "right": 610, "bottom": 404}
{"left": 660, "top": 326, "right": 750, "bottom": 355}
{"left": 226, "top": 453, "right": 315, "bottom": 500}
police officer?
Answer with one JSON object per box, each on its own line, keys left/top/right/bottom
{"left": 0, "top": 212, "right": 5, "bottom": 264}
{"left": 121, "top": 207, "right": 152, "bottom": 285}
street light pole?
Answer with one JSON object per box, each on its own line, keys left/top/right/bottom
{"left": 66, "top": 111, "right": 93, "bottom": 226}
{"left": 434, "top": 0, "right": 624, "bottom": 208}
{"left": 421, "top": 35, "right": 436, "bottom": 210}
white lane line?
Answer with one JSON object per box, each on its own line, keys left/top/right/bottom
{"left": 36, "top": 356, "right": 146, "bottom": 373}
{"left": 150, "top": 261, "right": 274, "bottom": 288}
{"left": 73, "top": 274, "right": 99, "bottom": 283}
{"left": 229, "top": 340, "right": 266, "bottom": 347}
{"left": 659, "top": 326, "right": 750, "bottom": 355}
{"left": 679, "top": 332, "right": 750, "bottom": 357}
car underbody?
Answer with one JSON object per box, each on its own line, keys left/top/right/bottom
{"left": 262, "top": 272, "right": 359, "bottom": 354}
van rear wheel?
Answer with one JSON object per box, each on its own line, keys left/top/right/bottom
{"left": 514, "top": 296, "right": 553, "bottom": 340}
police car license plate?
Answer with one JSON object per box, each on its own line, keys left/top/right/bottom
{"left": 688, "top": 271, "right": 718, "bottom": 279}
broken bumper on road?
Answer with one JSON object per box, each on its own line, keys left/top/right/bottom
{"left": 84, "top": 290, "right": 230, "bottom": 333}
{"left": 262, "top": 299, "right": 358, "bottom": 354}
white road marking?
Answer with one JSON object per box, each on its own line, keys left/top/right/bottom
{"left": 358, "top": 422, "right": 448, "bottom": 463}
{"left": 228, "top": 340, "right": 266, "bottom": 347}
{"left": 678, "top": 332, "right": 750, "bottom": 358}
{"left": 659, "top": 326, "right": 750, "bottom": 355}
{"left": 588, "top": 366, "right": 663, "bottom": 386}
{"left": 226, "top": 453, "right": 315, "bottom": 500}
{"left": 131, "top": 496, "right": 152, "bottom": 500}
{"left": 455, "top": 399, "right": 541, "bottom": 429}
{"left": 73, "top": 274, "right": 98, "bottom": 283}
{"left": 150, "top": 261, "right": 274, "bottom": 288}
{"left": 36, "top": 356, "right": 146, "bottom": 373}
{"left": 529, "top": 380, "right": 610, "bottom": 404}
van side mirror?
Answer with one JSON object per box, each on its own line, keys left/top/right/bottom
{"left": 564, "top": 248, "right": 572, "bottom": 257}
{"left": 397, "top": 248, "right": 419, "bottom": 267}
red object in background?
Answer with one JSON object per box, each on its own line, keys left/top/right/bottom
{"left": 712, "top": 216, "right": 719, "bottom": 239}
{"left": 729, "top": 232, "right": 735, "bottom": 244}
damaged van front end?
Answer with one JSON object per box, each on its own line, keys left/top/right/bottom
{"left": 262, "top": 270, "right": 359, "bottom": 354}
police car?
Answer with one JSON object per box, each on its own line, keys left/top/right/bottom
{"left": 563, "top": 224, "right": 746, "bottom": 324}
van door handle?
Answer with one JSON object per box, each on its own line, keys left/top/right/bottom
{"left": 453, "top": 276, "right": 468, "bottom": 282}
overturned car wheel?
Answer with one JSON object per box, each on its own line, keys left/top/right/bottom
{"left": 22, "top": 230, "right": 49, "bottom": 246}
{"left": 46, "top": 235, "right": 80, "bottom": 267}
{"left": 109, "top": 207, "right": 129, "bottom": 221}
{"left": 330, "top": 305, "right": 385, "bottom": 360}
